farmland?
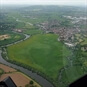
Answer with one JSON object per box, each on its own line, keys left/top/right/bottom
{"left": 0, "top": 64, "right": 41, "bottom": 87}
{"left": 7, "top": 34, "right": 71, "bottom": 86}
{"left": 24, "top": 29, "right": 44, "bottom": 35}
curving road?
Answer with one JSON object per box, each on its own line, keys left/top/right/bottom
{"left": 0, "top": 34, "right": 54, "bottom": 87}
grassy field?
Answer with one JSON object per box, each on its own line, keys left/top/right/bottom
{"left": 7, "top": 34, "right": 71, "bottom": 86}
{"left": 24, "top": 29, "right": 44, "bottom": 35}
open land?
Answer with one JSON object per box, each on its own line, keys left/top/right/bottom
{"left": 7, "top": 34, "right": 71, "bottom": 86}
{"left": 0, "top": 64, "right": 41, "bottom": 87}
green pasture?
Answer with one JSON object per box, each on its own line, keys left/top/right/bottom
{"left": 24, "top": 29, "right": 44, "bottom": 35}
{"left": 7, "top": 34, "right": 70, "bottom": 86}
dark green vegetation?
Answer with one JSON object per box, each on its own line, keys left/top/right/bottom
{"left": 0, "top": 30, "right": 25, "bottom": 46}
{"left": 7, "top": 34, "right": 71, "bottom": 86}
{"left": 25, "top": 80, "right": 34, "bottom": 87}
{"left": 0, "top": 5, "right": 87, "bottom": 87}
{"left": 0, "top": 68, "right": 4, "bottom": 76}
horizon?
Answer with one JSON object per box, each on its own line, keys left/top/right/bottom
{"left": 0, "top": 0, "right": 87, "bottom": 6}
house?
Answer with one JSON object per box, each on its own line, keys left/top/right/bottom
{"left": 0, "top": 76, "right": 17, "bottom": 87}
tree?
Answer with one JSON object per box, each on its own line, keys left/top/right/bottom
{"left": 29, "top": 80, "right": 34, "bottom": 85}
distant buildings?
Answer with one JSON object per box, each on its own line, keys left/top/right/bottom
{"left": 13, "top": 29, "right": 23, "bottom": 33}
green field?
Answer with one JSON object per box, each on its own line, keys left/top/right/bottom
{"left": 24, "top": 29, "right": 44, "bottom": 35}
{"left": 7, "top": 34, "right": 70, "bottom": 86}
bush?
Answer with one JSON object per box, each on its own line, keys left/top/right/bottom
{"left": 30, "top": 80, "right": 34, "bottom": 85}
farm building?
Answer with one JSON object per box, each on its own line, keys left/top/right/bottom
{"left": 0, "top": 76, "right": 17, "bottom": 87}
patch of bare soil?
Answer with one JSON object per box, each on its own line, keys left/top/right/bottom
{"left": 0, "top": 64, "right": 16, "bottom": 73}
{"left": 0, "top": 34, "right": 10, "bottom": 40}
{"left": 0, "top": 64, "right": 41, "bottom": 87}
{"left": 0, "top": 72, "right": 30, "bottom": 87}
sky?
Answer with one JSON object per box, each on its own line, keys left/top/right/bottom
{"left": 0, "top": 0, "right": 87, "bottom": 6}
